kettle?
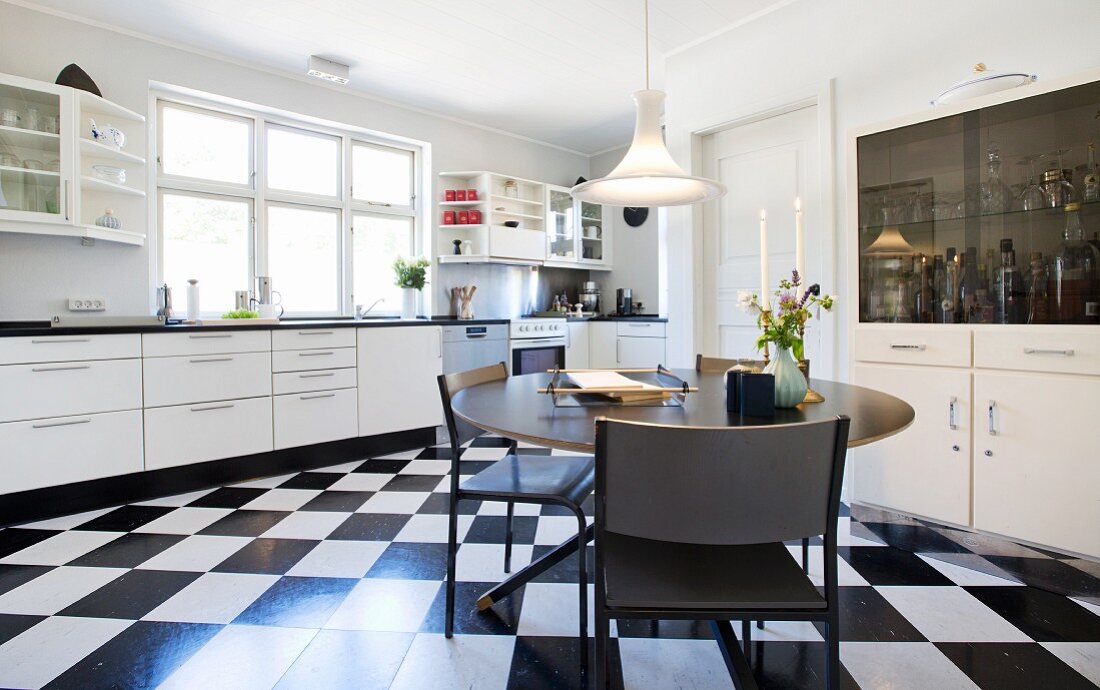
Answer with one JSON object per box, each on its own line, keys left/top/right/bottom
{"left": 156, "top": 283, "right": 174, "bottom": 318}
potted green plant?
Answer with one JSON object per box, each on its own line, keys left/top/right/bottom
{"left": 393, "top": 256, "right": 431, "bottom": 319}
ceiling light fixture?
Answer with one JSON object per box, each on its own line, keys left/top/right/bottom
{"left": 307, "top": 56, "right": 350, "bottom": 85}
{"left": 571, "top": 0, "right": 725, "bottom": 207}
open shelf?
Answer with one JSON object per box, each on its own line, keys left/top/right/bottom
{"left": 77, "top": 90, "right": 145, "bottom": 122}
{"left": 79, "top": 138, "right": 146, "bottom": 165}
{"left": 75, "top": 223, "right": 144, "bottom": 246}
{"left": 439, "top": 200, "right": 483, "bottom": 207}
{"left": 491, "top": 194, "right": 543, "bottom": 207}
{"left": 81, "top": 175, "right": 146, "bottom": 197}
{"left": 492, "top": 209, "right": 542, "bottom": 221}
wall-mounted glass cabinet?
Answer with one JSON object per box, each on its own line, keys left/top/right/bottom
{"left": 857, "top": 79, "right": 1100, "bottom": 325}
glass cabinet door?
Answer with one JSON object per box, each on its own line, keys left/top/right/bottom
{"left": 857, "top": 79, "right": 1100, "bottom": 325}
{"left": 579, "top": 200, "right": 604, "bottom": 262}
{"left": 0, "top": 79, "right": 66, "bottom": 222}
{"left": 547, "top": 186, "right": 575, "bottom": 260}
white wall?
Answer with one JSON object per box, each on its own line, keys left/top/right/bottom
{"left": 0, "top": 2, "right": 589, "bottom": 319}
{"left": 588, "top": 145, "right": 663, "bottom": 314}
{"left": 662, "top": 0, "right": 1100, "bottom": 373}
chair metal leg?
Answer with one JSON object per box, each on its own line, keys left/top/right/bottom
{"left": 825, "top": 615, "right": 840, "bottom": 690}
{"left": 504, "top": 501, "right": 514, "bottom": 573}
{"left": 756, "top": 620, "right": 764, "bottom": 630}
{"left": 445, "top": 497, "right": 459, "bottom": 638}
{"left": 802, "top": 537, "right": 810, "bottom": 574}
{"left": 595, "top": 609, "right": 609, "bottom": 688}
{"left": 574, "top": 508, "right": 589, "bottom": 675}
{"left": 742, "top": 619, "right": 751, "bottom": 653}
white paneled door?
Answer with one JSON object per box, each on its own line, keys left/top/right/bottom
{"left": 700, "top": 105, "right": 824, "bottom": 372}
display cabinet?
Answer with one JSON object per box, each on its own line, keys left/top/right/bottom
{"left": 436, "top": 170, "right": 546, "bottom": 264}
{"left": 544, "top": 183, "right": 611, "bottom": 270}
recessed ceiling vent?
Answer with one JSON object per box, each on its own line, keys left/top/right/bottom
{"left": 307, "top": 56, "right": 350, "bottom": 85}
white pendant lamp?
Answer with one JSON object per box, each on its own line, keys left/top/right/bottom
{"left": 571, "top": 0, "right": 725, "bottom": 207}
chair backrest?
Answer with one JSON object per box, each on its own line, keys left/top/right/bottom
{"left": 437, "top": 362, "right": 509, "bottom": 452}
{"left": 695, "top": 354, "right": 766, "bottom": 373}
{"left": 594, "top": 416, "right": 850, "bottom": 546}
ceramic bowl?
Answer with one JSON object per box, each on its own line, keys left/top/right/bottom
{"left": 92, "top": 164, "right": 126, "bottom": 184}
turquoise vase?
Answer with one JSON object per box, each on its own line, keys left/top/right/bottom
{"left": 763, "top": 346, "right": 808, "bottom": 408}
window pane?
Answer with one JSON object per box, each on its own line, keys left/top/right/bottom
{"left": 267, "top": 126, "right": 340, "bottom": 197}
{"left": 353, "top": 214, "right": 413, "bottom": 313}
{"left": 162, "top": 193, "right": 250, "bottom": 315}
{"left": 160, "top": 104, "right": 251, "bottom": 185}
{"left": 268, "top": 205, "right": 340, "bottom": 313}
{"left": 352, "top": 143, "right": 413, "bottom": 206}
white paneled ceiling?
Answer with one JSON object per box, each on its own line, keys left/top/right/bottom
{"left": 21, "top": 0, "right": 785, "bottom": 153}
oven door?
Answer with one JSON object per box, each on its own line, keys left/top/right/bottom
{"left": 510, "top": 339, "right": 566, "bottom": 375}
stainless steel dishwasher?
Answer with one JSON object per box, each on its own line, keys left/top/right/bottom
{"left": 441, "top": 323, "right": 509, "bottom": 374}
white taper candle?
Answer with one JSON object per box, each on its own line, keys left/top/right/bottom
{"left": 760, "top": 209, "right": 769, "bottom": 308}
{"left": 795, "top": 197, "right": 805, "bottom": 280}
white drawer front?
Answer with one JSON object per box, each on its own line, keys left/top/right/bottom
{"left": 142, "top": 330, "right": 271, "bottom": 357}
{"left": 0, "top": 334, "right": 140, "bottom": 365}
{"left": 615, "top": 321, "right": 666, "bottom": 338}
{"left": 854, "top": 328, "right": 971, "bottom": 367}
{"left": 272, "top": 328, "right": 356, "bottom": 351}
{"left": 974, "top": 330, "right": 1100, "bottom": 376}
{"left": 143, "top": 352, "right": 272, "bottom": 407}
{"left": 144, "top": 396, "right": 273, "bottom": 470}
{"left": 273, "top": 388, "right": 358, "bottom": 450}
{"left": 0, "top": 358, "right": 142, "bottom": 423}
{"left": 0, "top": 410, "right": 144, "bottom": 494}
{"left": 273, "top": 368, "right": 358, "bottom": 395}
{"left": 271, "top": 347, "right": 356, "bottom": 373}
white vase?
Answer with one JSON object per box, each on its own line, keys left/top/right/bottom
{"left": 401, "top": 288, "right": 418, "bottom": 319}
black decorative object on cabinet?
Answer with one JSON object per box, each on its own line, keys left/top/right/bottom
{"left": 55, "top": 63, "right": 102, "bottom": 96}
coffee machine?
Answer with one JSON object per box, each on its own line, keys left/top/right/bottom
{"left": 615, "top": 288, "right": 633, "bottom": 316}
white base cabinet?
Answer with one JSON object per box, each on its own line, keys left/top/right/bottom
{"left": 144, "top": 396, "right": 274, "bottom": 471}
{"left": 0, "top": 410, "right": 143, "bottom": 493}
{"left": 972, "top": 371, "right": 1100, "bottom": 557}
{"left": 274, "top": 387, "right": 358, "bottom": 450}
{"left": 589, "top": 321, "right": 668, "bottom": 369}
{"left": 565, "top": 322, "right": 589, "bottom": 369}
{"left": 358, "top": 326, "right": 443, "bottom": 436}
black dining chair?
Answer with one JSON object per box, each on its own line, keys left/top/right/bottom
{"left": 593, "top": 416, "right": 851, "bottom": 689}
{"left": 438, "top": 363, "right": 595, "bottom": 668}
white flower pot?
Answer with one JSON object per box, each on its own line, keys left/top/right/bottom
{"left": 401, "top": 288, "right": 418, "bottom": 319}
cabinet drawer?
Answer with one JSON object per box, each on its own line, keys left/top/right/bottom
{"left": 272, "top": 347, "right": 356, "bottom": 373}
{"left": 273, "top": 388, "right": 358, "bottom": 450}
{"left": 273, "top": 367, "right": 358, "bottom": 395}
{"left": 615, "top": 321, "right": 666, "bottom": 338}
{"left": 272, "top": 328, "right": 356, "bottom": 351}
{"left": 854, "top": 328, "right": 971, "bottom": 367}
{"left": 143, "top": 352, "right": 272, "bottom": 407}
{"left": 974, "top": 329, "right": 1100, "bottom": 376}
{"left": 0, "top": 410, "right": 144, "bottom": 494}
{"left": 144, "top": 396, "right": 273, "bottom": 470}
{"left": 142, "top": 330, "right": 271, "bottom": 357}
{"left": 0, "top": 334, "right": 140, "bottom": 365}
{"left": 0, "top": 358, "right": 142, "bottom": 423}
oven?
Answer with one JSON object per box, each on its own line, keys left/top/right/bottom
{"left": 509, "top": 318, "right": 567, "bottom": 375}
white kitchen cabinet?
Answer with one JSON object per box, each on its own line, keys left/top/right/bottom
{"left": 271, "top": 328, "right": 356, "bottom": 351}
{"left": 617, "top": 335, "right": 666, "bottom": 368}
{"left": 0, "top": 410, "right": 144, "bottom": 493}
{"left": 565, "top": 321, "right": 589, "bottom": 369}
{"left": 972, "top": 371, "right": 1100, "bottom": 557}
{"left": 588, "top": 322, "right": 618, "bottom": 369}
{"left": 544, "top": 184, "right": 612, "bottom": 270}
{"left": 357, "top": 326, "right": 443, "bottom": 435}
{"left": 143, "top": 351, "right": 272, "bottom": 408}
{"left": 851, "top": 363, "right": 971, "bottom": 526}
{"left": 0, "top": 333, "right": 140, "bottom": 365}
{"left": 274, "top": 387, "right": 358, "bottom": 450}
{"left": 271, "top": 347, "right": 356, "bottom": 373}
{"left": 0, "top": 358, "right": 142, "bottom": 422}
{"left": 144, "top": 396, "right": 273, "bottom": 471}
{"left": 272, "top": 367, "right": 358, "bottom": 395}
{"left": 142, "top": 330, "right": 271, "bottom": 358}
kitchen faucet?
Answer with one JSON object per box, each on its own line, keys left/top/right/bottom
{"left": 356, "top": 299, "right": 385, "bottom": 318}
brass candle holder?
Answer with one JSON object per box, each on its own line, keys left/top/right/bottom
{"left": 796, "top": 321, "right": 825, "bottom": 404}
{"left": 760, "top": 309, "right": 771, "bottom": 365}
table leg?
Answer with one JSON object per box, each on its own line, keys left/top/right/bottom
{"left": 476, "top": 523, "right": 594, "bottom": 610}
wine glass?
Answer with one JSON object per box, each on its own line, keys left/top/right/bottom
{"left": 1016, "top": 154, "right": 1045, "bottom": 211}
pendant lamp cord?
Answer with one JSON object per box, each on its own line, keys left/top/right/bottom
{"left": 643, "top": 0, "right": 650, "bottom": 89}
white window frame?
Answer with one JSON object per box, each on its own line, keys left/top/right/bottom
{"left": 154, "top": 92, "right": 422, "bottom": 318}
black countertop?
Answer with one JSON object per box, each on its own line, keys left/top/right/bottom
{"left": 0, "top": 316, "right": 510, "bottom": 338}
{"left": 566, "top": 315, "right": 668, "bottom": 323}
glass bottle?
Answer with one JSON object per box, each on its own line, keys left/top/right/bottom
{"left": 1084, "top": 143, "right": 1099, "bottom": 204}
{"left": 1052, "top": 202, "right": 1100, "bottom": 323}
{"left": 931, "top": 255, "right": 946, "bottom": 323}
{"left": 940, "top": 248, "right": 960, "bottom": 323}
{"left": 995, "top": 239, "right": 1024, "bottom": 324}
{"left": 959, "top": 247, "right": 981, "bottom": 323}
{"left": 980, "top": 143, "right": 1009, "bottom": 214}
{"left": 1025, "top": 251, "right": 1049, "bottom": 324}
{"left": 915, "top": 254, "right": 934, "bottom": 323}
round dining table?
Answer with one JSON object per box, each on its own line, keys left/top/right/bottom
{"left": 450, "top": 370, "right": 914, "bottom": 612}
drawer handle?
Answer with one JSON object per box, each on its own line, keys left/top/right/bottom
{"left": 31, "top": 364, "right": 91, "bottom": 372}
{"left": 31, "top": 338, "right": 91, "bottom": 344}
{"left": 188, "top": 334, "right": 233, "bottom": 339}
{"left": 298, "top": 351, "right": 335, "bottom": 357}
{"left": 190, "top": 403, "right": 235, "bottom": 412}
{"left": 628, "top": 324, "right": 651, "bottom": 328}
{"left": 988, "top": 401, "right": 998, "bottom": 436}
{"left": 189, "top": 357, "right": 233, "bottom": 363}
{"left": 1023, "top": 347, "right": 1074, "bottom": 356}
{"left": 889, "top": 343, "right": 926, "bottom": 351}
{"left": 300, "top": 392, "right": 336, "bottom": 400}
{"left": 299, "top": 372, "right": 336, "bottom": 378}
{"left": 32, "top": 418, "right": 91, "bottom": 429}
{"left": 948, "top": 396, "right": 958, "bottom": 430}
{"left": 297, "top": 331, "right": 335, "bottom": 335}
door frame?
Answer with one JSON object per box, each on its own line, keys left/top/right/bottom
{"left": 663, "top": 80, "right": 836, "bottom": 372}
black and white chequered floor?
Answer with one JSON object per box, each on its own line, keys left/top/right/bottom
{"left": 0, "top": 437, "right": 1097, "bottom": 689}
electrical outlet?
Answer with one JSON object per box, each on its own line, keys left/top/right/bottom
{"left": 68, "top": 297, "right": 106, "bottom": 312}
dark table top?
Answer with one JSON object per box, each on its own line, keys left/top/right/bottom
{"left": 451, "top": 370, "right": 914, "bottom": 452}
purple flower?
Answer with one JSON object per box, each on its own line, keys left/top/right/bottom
{"left": 791, "top": 269, "right": 802, "bottom": 287}
{"left": 797, "top": 283, "right": 821, "bottom": 308}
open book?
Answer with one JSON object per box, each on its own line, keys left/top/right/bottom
{"left": 565, "top": 371, "right": 670, "bottom": 403}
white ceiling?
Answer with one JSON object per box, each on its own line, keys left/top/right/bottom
{"left": 23, "top": 0, "right": 784, "bottom": 153}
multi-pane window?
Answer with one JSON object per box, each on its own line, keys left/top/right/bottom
{"left": 156, "top": 99, "right": 419, "bottom": 317}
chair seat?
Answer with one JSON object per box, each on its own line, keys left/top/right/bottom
{"left": 459, "top": 453, "right": 595, "bottom": 506}
{"left": 602, "top": 532, "right": 826, "bottom": 610}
